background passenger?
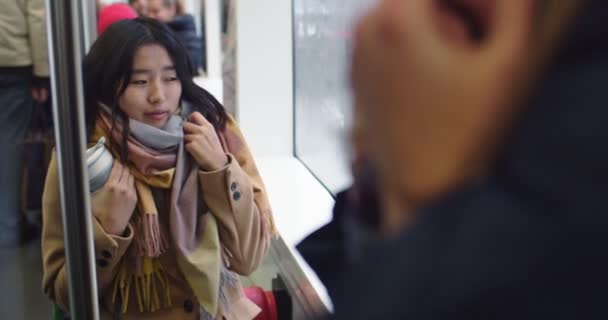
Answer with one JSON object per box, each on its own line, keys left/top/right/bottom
{"left": 0, "top": 0, "right": 49, "bottom": 247}
{"left": 97, "top": 3, "right": 138, "bottom": 36}
{"left": 146, "top": 0, "right": 205, "bottom": 75}
{"left": 129, "top": 0, "right": 149, "bottom": 16}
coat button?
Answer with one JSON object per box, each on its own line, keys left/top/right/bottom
{"left": 101, "top": 250, "right": 112, "bottom": 259}
{"left": 97, "top": 259, "right": 109, "bottom": 268}
{"left": 230, "top": 182, "right": 237, "bottom": 191}
{"left": 232, "top": 191, "right": 241, "bottom": 201}
{"left": 183, "top": 299, "right": 194, "bottom": 313}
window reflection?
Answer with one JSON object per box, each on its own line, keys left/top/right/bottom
{"left": 294, "top": 0, "right": 375, "bottom": 194}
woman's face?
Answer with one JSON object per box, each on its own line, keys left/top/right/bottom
{"left": 118, "top": 43, "right": 182, "bottom": 129}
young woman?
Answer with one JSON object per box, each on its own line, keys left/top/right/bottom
{"left": 42, "top": 18, "right": 275, "bottom": 320}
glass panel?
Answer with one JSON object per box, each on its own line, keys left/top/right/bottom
{"left": 293, "top": 0, "right": 375, "bottom": 194}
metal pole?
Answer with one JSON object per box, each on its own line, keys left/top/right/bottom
{"left": 46, "top": 1, "right": 100, "bottom": 319}
{"left": 80, "top": 0, "right": 97, "bottom": 51}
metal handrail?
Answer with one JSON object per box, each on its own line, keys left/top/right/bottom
{"left": 269, "top": 237, "right": 332, "bottom": 319}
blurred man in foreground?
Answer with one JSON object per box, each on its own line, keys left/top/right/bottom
{"left": 332, "top": 0, "right": 608, "bottom": 318}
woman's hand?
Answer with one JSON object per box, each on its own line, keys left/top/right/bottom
{"left": 183, "top": 112, "right": 228, "bottom": 171}
{"left": 91, "top": 162, "right": 138, "bottom": 236}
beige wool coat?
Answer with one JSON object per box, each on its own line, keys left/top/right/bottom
{"left": 42, "top": 119, "right": 273, "bottom": 319}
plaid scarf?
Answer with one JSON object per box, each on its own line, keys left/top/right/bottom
{"left": 92, "top": 107, "right": 275, "bottom": 317}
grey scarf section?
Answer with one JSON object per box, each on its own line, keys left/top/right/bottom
{"left": 123, "top": 101, "right": 190, "bottom": 150}
{"left": 87, "top": 103, "right": 191, "bottom": 192}
{"left": 99, "top": 102, "right": 190, "bottom": 150}
{"left": 129, "top": 114, "right": 184, "bottom": 150}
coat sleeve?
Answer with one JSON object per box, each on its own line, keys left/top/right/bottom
{"left": 26, "top": 0, "right": 49, "bottom": 77}
{"left": 41, "top": 152, "right": 134, "bottom": 311}
{"left": 198, "top": 117, "right": 275, "bottom": 275}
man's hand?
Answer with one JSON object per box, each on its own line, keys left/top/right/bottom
{"left": 32, "top": 87, "right": 49, "bottom": 104}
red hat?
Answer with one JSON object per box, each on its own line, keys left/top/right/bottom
{"left": 97, "top": 3, "right": 138, "bottom": 36}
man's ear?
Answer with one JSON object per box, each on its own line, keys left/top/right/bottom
{"left": 169, "top": 2, "right": 178, "bottom": 15}
{"left": 439, "top": 0, "right": 493, "bottom": 42}
{"left": 482, "top": 0, "right": 535, "bottom": 64}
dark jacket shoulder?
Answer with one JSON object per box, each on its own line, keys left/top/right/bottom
{"left": 167, "top": 14, "right": 203, "bottom": 73}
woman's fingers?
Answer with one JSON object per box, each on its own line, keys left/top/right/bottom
{"left": 107, "top": 161, "right": 123, "bottom": 183}
{"left": 188, "top": 112, "right": 211, "bottom": 127}
{"left": 119, "top": 162, "right": 131, "bottom": 183}
{"left": 184, "top": 140, "right": 194, "bottom": 152}
{"left": 184, "top": 123, "right": 213, "bottom": 145}
{"left": 184, "top": 133, "right": 194, "bottom": 143}
{"left": 183, "top": 121, "right": 203, "bottom": 134}
{"left": 184, "top": 140, "right": 202, "bottom": 164}
{"left": 127, "top": 171, "right": 134, "bottom": 189}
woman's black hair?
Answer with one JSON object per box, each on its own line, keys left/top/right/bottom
{"left": 83, "top": 17, "right": 227, "bottom": 162}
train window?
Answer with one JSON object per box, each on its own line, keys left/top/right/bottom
{"left": 293, "top": 0, "right": 375, "bottom": 194}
